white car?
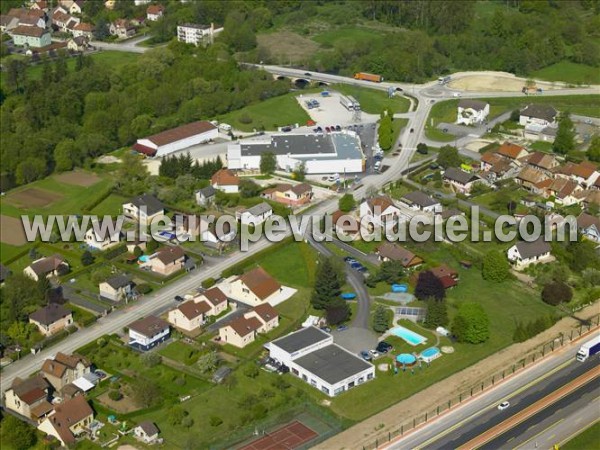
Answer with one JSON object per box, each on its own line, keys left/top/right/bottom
{"left": 453, "top": 92, "right": 461, "bottom": 97}
{"left": 369, "top": 350, "right": 380, "bottom": 358}
{"left": 497, "top": 401, "right": 510, "bottom": 410}
{"left": 374, "top": 161, "right": 381, "bottom": 171}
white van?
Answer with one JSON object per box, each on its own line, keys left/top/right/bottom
{"left": 219, "top": 123, "right": 232, "bottom": 132}
{"left": 374, "top": 161, "right": 381, "bottom": 171}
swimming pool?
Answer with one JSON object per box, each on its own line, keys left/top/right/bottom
{"left": 138, "top": 255, "right": 150, "bottom": 263}
{"left": 420, "top": 347, "right": 441, "bottom": 363}
{"left": 390, "top": 325, "right": 427, "bottom": 346}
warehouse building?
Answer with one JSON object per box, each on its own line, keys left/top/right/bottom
{"left": 266, "top": 327, "right": 374, "bottom": 397}
{"left": 133, "top": 121, "right": 218, "bottom": 157}
{"left": 227, "top": 132, "right": 365, "bottom": 175}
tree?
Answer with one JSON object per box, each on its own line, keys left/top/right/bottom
{"left": 482, "top": 250, "right": 510, "bottom": 282}
{"left": 293, "top": 162, "right": 306, "bottom": 181}
{"left": 416, "top": 143, "right": 429, "bottom": 154}
{"left": 414, "top": 271, "right": 445, "bottom": 301}
{"left": 378, "top": 111, "right": 393, "bottom": 150}
{"left": 553, "top": 112, "right": 576, "bottom": 154}
{"left": 372, "top": 260, "right": 404, "bottom": 285}
{"left": 338, "top": 193, "right": 356, "bottom": 212}
{"left": 259, "top": 152, "right": 277, "bottom": 174}
{"left": 53, "top": 139, "right": 78, "bottom": 172}
{"left": 509, "top": 109, "right": 520, "bottom": 122}
{"left": 15, "top": 158, "right": 46, "bottom": 185}
{"left": 108, "top": 389, "right": 123, "bottom": 401}
{"left": 141, "top": 352, "right": 162, "bottom": 367}
{"left": 372, "top": 304, "right": 392, "bottom": 333}
{"left": 132, "top": 379, "right": 161, "bottom": 408}
{"left": 167, "top": 406, "right": 187, "bottom": 426}
{"left": 424, "top": 298, "right": 448, "bottom": 328}
{"left": 146, "top": 239, "right": 159, "bottom": 253}
{"left": 81, "top": 250, "right": 95, "bottom": 266}
{"left": 588, "top": 135, "right": 600, "bottom": 162}
{"left": 239, "top": 179, "right": 261, "bottom": 198}
{"left": 541, "top": 281, "right": 573, "bottom": 306}
{"left": 311, "top": 257, "right": 343, "bottom": 310}
{"left": 452, "top": 303, "right": 489, "bottom": 344}
{"left": 437, "top": 145, "right": 461, "bottom": 168}
{"left": 5, "top": 58, "right": 27, "bottom": 92}
{"left": 243, "top": 364, "right": 260, "bottom": 378}
{"left": 0, "top": 415, "right": 37, "bottom": 450}
{"left": 326, "top": 298, "right": 351, "bottom": 325}
{"left": 196, "top": 351, "right": 219, "bottom": 373}
{"left": 133, "top": 246, "right": 143, "bottom": 258}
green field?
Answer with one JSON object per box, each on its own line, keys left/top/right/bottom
{"left": 562, "top": 421, "right": 600, "bottom": 450}
{"left": 219, "top": 90, "right": 313, "bottom": 131}
{"left": 312, "top": 27, "right": 383, "bottom": 47}
{"left": 332, "top": 84, "right": 411, "bottom": 114}
{"left": 531, "top": 61, "right": 600, "bottom": 85}
{"left": 90, "top": 193, "right": 128, "bottom": 216}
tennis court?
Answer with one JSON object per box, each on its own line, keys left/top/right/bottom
{"left": 239, "top": 421, "right": 318, "bottom": 450}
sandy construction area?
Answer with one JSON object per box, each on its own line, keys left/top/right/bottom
{"left": 5, "top": 187, "right": 63, "bottom": 208}
{"left": 0, "top": 215, "right": 27, "bottom": 246}
{"left": 54, "top": 170, "right": 101, "bottom": 187}
{"left": 449, "top": 72, "right": 563, "bottom": 92}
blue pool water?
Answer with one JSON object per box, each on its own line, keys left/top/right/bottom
{"left": 396, "top": 354, "right": 416, "bottom": 364}
{"left": 138, "top": 255, "right": 150, "bottom": 263}
{"left": 421, "top": 347, "right": 440, "bottom": 358}
{"left": 390, "top": 326, "right": 426, "bottom": 346}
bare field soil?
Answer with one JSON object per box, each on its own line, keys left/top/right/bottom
{"left": 449, "top": 73, "right": 563, "bottom": 92}
{"left": 96, "top": 390, "right": 141, "bottom": 414}
{"left": 257, "top": 31, "right": 320, "bottom": 65}
{"left": 53, "top": 170, "right": 102, "bottom": 187}
{"left": 0, "top": 215, "right": 27, "bottom": 245}
{"left": 4, "top": 187, "right": 63, "bottom": 208}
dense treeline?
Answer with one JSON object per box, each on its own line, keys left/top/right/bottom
{"left": 0, "top": 43, "right": 290, "bottom": 190}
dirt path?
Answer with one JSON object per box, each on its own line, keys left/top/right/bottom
{"left": 315, "top": 303, "right": 600, "bottom": 450}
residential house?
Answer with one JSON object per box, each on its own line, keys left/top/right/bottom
{"left": 67, "top": 35, "right": 88, "bottom": 51}
{"left": 519, "top": 104, "right": 558, "bottom": 128}
{"left": 195, "top": 287, "right": 228, "bottom": 316}
{"left": 150, "top": 246, "right": 185, "bottom": 276}
{"left": 6, "top": 7, "right": 47, "bottom": 28}
{"left": 211, "top": 168, "right": 239, "bottom": 193}
{"left": 456, "top": 99, "right": 489, "bottom": 125}
{"left": 521, "top": 152, "right": 559, "bottom": 174}
{"left": 168, "top": 300, "right": 211, "bottom": 332}
{"left": 0, "top": 15, "right": 20, "bottom": 32}
{"left": 507, "top": 240, "right": 552, "bottom": 268}
{"left": 4, "top": 375, "right": 51, "bottom": 421}
{"left": 195, "top": 185, "right": 216, "bottom": 206}
{"left": 59, "top": 0, "right": 85, "bottom": 15}
{"left": 331, "top": 210, "right": 360, "bottom": 239}
{"left": 52, "top": 8, "right": 79, "bottom": 33}
{"left": 29, "top": 304, "right": 73, "bottom": 336}
{"left": 548, "top": 178, "right": 583, "bottom": 206}
{"left": 480, "top": 151, "right": 503, "bottom": 172}
{"left": 497, "top": 142, "right": 528, "bottom": 161}
{"left": 146, "top": 4, "right": 164, "bottom": 21}
{"left": 516, "top": 166, "right": 549, "bottom": 192}
{"left": 440, "top": 208, "right": 465, "bottom": 221}
{"left": 229, "top": 266, "right": 281, "bottom": 307}
{"left": 122, "top": 194, "right": 165, "bottom": 225}
{"left": 359, "top": 195, "right": 401, "bottom": 229}
{"left": 11, "top": 25, "right": 51, "bottom": 47}
{"left": 99, "top": 275, "right": 134, "bottom": 301}
{"left": 443, "top": 167, "right": 480, "bottom": 195}
{"left": 41, "top": 352, "right": 91, "bottom": 392}
{"left": 577, "top": 212, "right": 600, "bottom": 243}
{"left": 219, "top": 303, "right": 280, "bottom": 348}
{"left": 30, "top": 1, "right": 49, "bottom": 11}
{"left": 429, "top": 264, "right": 459, "bottom": 289}
{"left": 84, "top": 220, "right": 120, "bottom": 250}
{"left": 128, "top": 316, "right": 170, "bottom": 351}
{"left": 375, "top": 243, "right": 423, "bottom": 268}
{"left": 109, "top": 19, "right": 136, "bottom": 39}
{"left": 38, "top": 395, "right": 94, "bottom": 447}
{"left": 399, "top": 191, "right": 441, "bottom": 214}
{"left": 236, "top": 202, "right": 273, "bottom": 226}
{"left": 177, "top": 23, "right": 223, "bottom": 46}
{"left": 24, "top": 255, "right": 69, "bottom": 281}
{"left": 557, "top": 161, "right": 599, "bottom": 188}
{"left": 134, "top": 421, "right": 160, "bottom": 444}
{"left": 261, "top": 183, "right": 313, "bottom": 207}
{"left": 72, "top": 22, "right": 93, "bottom": 38}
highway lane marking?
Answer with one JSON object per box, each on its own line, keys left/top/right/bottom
{"left": 412, "top": 358, "right": 574, "bottom": 449}
{"left": 513, "top": 419, "right": 564, "bottom": 450}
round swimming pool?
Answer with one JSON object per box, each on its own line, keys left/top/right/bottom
{"left": 396, "top": 354, "right": 417, "bottom": 365}
{"left": 138, "top": 255, "right": 150, "bottom": 263}
{"left": 420, "top": 347, "right": 441, "bottom": 363}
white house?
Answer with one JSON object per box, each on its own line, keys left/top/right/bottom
{"left": 85, "top": 221, "right": 120, "bottom": 250}
{"left": 133, "top": 121, "right": 218, "bottom": 157}
{"left": 128, "top": 316, "right": 170, "bottom": 351}
{"left": 443, "top": 167, "right": 481, "bottom": 195}
{"left": 10, "top": 25, "right": 51, "bottom": 48}
{"left": 168, "top": 300, "right": 211, "bottom": 332}
{"left": 228, "top": 266, "right": 281, "bottom": 307}
{"left": 398, "top": 191, "right": 441, "bottom": 214}
{"left": 266, "top": 327, "right": 375, "bottom": 397}
{"left": 99, "top": 275, "right": 134, "bottom": 302}
{"left": 24, "top": 255, "right": 69, "bottom": 281}
{"left": 577, "top": 212, "right": 600, "bottom": 243}
{"left": 134, "top": 421, "right": 160, "bottom": 444}
{"left": 236, "top": 202, "right": 273, "bottom": 226}
{"left": 507, "top": 240, "right": 552, "bottom": 269}
{"left": 456, "top": 99, "right": 489, "bottom": 125}
{"left": 122, "top": 194, "right": 164, "bottom": 225}
{"left": 146, "top": 4, "right": 164, "bottom": 21}
{"left": 359, "top": 195, "right": 401, "bottom": 229}
{"left": 177, "top": 23, "right": 223, "bottom": 46}
{"left": 211, "top": 168, "right": 240, "bottom": 193}
{"left": 218, "top": 303, "right": 279, "bottom": 348}
{"left": 109, "top": 19, "right": 136, "bottom": 39}
{"left": 37, "top": 395, "right": 94, "bottom": 447}
{"left": 519, "top": 104, "right": 558, "bottom": 128}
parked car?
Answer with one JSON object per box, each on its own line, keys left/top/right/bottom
{"left": 376, "top": 341, "right": 393, "bottom": 353}
{"left": 374, "top": 161, "right": 382, "bottom": 171}
{"left": 321, "top": 326, "right": 332, "bottom": 333}
{"left": 304, "top": 72, "right": 312, "bottom": 76}
{"left": 325, "top": 126, "right": 331, "bottom": 133}
{"left": 360, "top": 351, "right": 372, "bottom": 361}
{"left": 497, "top": 401, "right": 510, "bottom": 411}
{"left": 174, "top": 295, "right": 184, "bottom": 302}
{"left": 337, "top": 325, "right": 348, "bottom": 332}
{"left": 410, "top": 128, "right": 415, "bottom": 133}
{"left": 316, "top": 126, "right": 323, "bottom": 133}
{"left": 443, "top": 128, "right": 448, "bottom": 133}
{"left": 335, "top": 125, "right": 342, "bottom": 131}
{"left": 374, "top": 154, "right": 383, "bottom": 161}
{"left": 282, "top": 126, "right": 292, "bottom": 132}
{"left": 343, "top": 256, "right": 356, "bottom": 262}
{"left": 369, "top": 350, "right": 380, "bottom": 358}
{"left": 313, "top": 128, "right": 319, "bottom": 133}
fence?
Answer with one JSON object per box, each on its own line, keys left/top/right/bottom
{"left": 361, "top": 315, "right": 600, "bottom": 450}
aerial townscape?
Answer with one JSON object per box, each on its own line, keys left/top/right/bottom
{"left": 0, "top": 1, "right": 599, "bottom": 449}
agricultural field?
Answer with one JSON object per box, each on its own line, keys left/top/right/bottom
{"left": 530, "top": 61, "right": 600, "bottom": 86}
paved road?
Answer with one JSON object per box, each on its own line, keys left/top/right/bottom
{"left": 91, "top": 35, "right": 152, "bottom": 54}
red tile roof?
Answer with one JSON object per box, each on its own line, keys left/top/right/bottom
{"left": 236, "top": 267, "right": 281, "bottom": 300}
{"left": 211, "top": 168, "right": 239, "bottom": 186}
{"left": 177, "top": 300, "right": 210, "bottom": 320}
{"left": 253, "top": 303, "right": 278, "bottom": 323}
{"left": 144, "top": 121, "right": 216, "bottom": 146}
{"left": 203, "top": 287, "right": 227, "bottom": 306}
{"left": 497, "top": 142, "right": 526, "bottom": 160}
{"left": 46, "top": 395, "right": 93, "bottom": 445}
{"left": 155, "top": 246, "right": 185, "bottom": 265}
{"left": 146, "top": 4, "right": 164, "bottom": 15}
{"left": 11, "top": 24, "right": 47, "bottom": 37}
{"left": 228, "top": 316, "right": 262, "bottom": 337}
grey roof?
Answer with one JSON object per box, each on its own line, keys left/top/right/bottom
{"left": 246, "top": 202, "right": 272, "bottom": 216}
{"left": 137, "top": 421, "right": 159, "bottom": 437}
{"left": 198, "top": 186, "right": 216, "bottom": 198}
{"left": 443, "top": 167, "right": 479, "bottom": 185}
{"left": 515, "top": 240, "right": 551, "bottom": 259}
{"left": 105, "top": 275, "right": 131, "bottom": 290}
{"left": 239, "top": 133, "right": 363, "bottom": 162}
{"left": 401, "top": 191, "right": 438, "bottom": 208}
{"left": 29, "top": 304, "right": 72, "bottom": 325}
{"left": 458, "top": 99, "right": 488, "bottom": 111}
{"left": 294, "top": 344, "right": 372, "bottom": 385}
{"left": 213, "top": 366, "right": 232, "bottom": 382}
{"left": 520, "top": 104, "right": 557, "bottom": 122}
{"left": 128, "top": 194, "right": 164, "bottom": 216}
{"left": 271, "top": 326, "right": 330, "bottom": 354}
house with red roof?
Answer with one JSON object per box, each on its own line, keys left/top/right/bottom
{"left": 146, "top": 4, "right": 164, "bottom": 21}
{"left": 133, "top": 121, "right": 218, "bottom": 157}
{"left": 38, "top": 395, "right": 94, "bottom": 447}
{"left": 4, "top": 375, "right": 51, "bottom": 421}
{"left": 218, "top": 303, "right": 279, "bottom": 348}
{"left": 359, "top": 195, "right": 401, "bottom": 229}
{"left": 229, "top": 266, "right": 282, "bottom": 307}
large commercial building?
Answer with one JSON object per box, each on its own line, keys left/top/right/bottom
{"left": 266, "top": 327, "right": 374, "bottom": 397}
{"left": 227, "top": 132, "right": 365, "bottom": 175}
{"left": 133, "top": 121, "right": 218, "bottom": 157}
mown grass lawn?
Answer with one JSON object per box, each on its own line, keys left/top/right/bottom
{"left": 332, "top": 84, "right": 411, "bottom": 114}
{"left": 219, "top": 90, "right": 314, "bottom": 131}
{"left": 561, "top": 421, "right": 600, "bottom": 450}
{"left": 90, "top": 193, "right": 128, "bottom": 217}
{"left": 159, "top": 340, "right": 203, "bottom": 366}
{"left": 530, "top": 61, "right": 600, "bottom": 85}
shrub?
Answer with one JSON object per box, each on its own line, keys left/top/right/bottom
{"left": 108, "top": 390, "right": 123, "bottom": 401}
{"left": 181, "top": 416, "right": 194, "bottom": 428}
{"left": 202, "top": 277, "right": 216, "bottom": 289}
{"left": 136, "top": 283, "right": 152, "bottom": 294}
{"left": 238, "top": 113, "right": 253, "bottom": 124}
{"left": 96, "top": 337, "right": 107, "bottom": 347}
{"left": 142, "top": 352, "right": 162, "bottom": 367}
{"left": 542, "top": 281, "right": 573, "bottom": 305}
{"left": 243, "top": 364, "right": 259, "bottom": 378}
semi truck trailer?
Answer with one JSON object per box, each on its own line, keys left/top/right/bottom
{"left": 340, "top": 95, "right": 355, "bottom": 110}
{"left": 354, "top": 72, "right": 383, "bottom": 82}
{"left": 576, "top": 334, "right": 600, "bottom": 362}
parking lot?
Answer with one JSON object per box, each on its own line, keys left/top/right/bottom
{"left": 296, "top": 92, "right": 380, "bottom": 125}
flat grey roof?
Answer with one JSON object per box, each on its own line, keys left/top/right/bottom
{"left": 271, "top": 326, "right": 330, "bottom": 354}
{"left": 239, "top": 133, "right": 363, "bottom": 161}
{"left": 294, "top": 344, "right": 372, "bottom": 385}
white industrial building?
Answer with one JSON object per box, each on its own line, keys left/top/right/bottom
{"left": 266, "top": 327, "right": 375, "bottom": 397}
{"left": 227, "top": 132, "right": 365, "bottom": 175}
{"left": 133, "top": 121, "right": 218, "bottom": 157}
